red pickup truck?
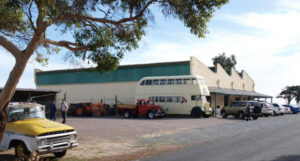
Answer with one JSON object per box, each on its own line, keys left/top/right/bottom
{"left": 117, "top": 99, "right": 165, "bottom": 119}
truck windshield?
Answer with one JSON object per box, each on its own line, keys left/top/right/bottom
{"left": 8, "top": 106, "right": 46, "bottom": 122}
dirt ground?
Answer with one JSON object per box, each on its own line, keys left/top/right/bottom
{"left": 0, "top": 116, "right": 235, "bottom": 161}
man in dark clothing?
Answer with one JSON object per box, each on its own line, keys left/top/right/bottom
{"left": 245, "top": 104, "right": 251, "bottom": 121}
{"left": 49, "top": 101, "right": 57, "bottom": 121}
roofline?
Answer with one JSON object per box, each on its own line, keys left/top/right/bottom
{"left": 35, "top": 60, "right": 190, "bottom": 74}
{"left": 0, "top": 87, "right": 60, "bottom": 93}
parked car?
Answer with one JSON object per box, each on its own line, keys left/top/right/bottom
{"left": 221, "top": 101, "right": 262, "bottom": 120}
{"left": 269, "top": 103, "right": 280, "bottom": 116}
{"left": 282, "top": 104, "right": 299, "bottom": 114}
{"left": 0, "top": 102, "right": 78, "bottom": 158}
{"left": 272, "top": 103, "right": 284, "bottom": 115}
{"left": 259, "top": 102, "right": 273, "bottom": 117}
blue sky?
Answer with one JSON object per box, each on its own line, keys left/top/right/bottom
{"left": 1, "top": 0, "right": 300, "bottom": 104}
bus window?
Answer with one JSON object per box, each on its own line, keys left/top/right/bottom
{"left": 181, "top": 97, "right": 187, "bottom": 103}
{"left": 146, "top": 80, "right": 152, "bottom": 85}
{"left": 167, "top": 96, "right": 173, "bottom": 102}
{"left": 183, "top": 78, "right": 191, "bottom": 85}
{"left": 140, "top": 80, "right": 145, "bottom": 86}
{"left": 176, "top": 79, "right": 182, "bottom": 85}
{"left": 192, "top": 78, "right": 197, "bottom": 84}
{"left": 175, "top": 96, "right": 181, "bottom": 102}
{"left": 159, "top": 96, "right": 165, "bottom": 102}
{"left": 167, "top": 79, "right": 174, "bottom": 85}
{"left": 152, "top": 96, "right": 159, "bottom": 102}
{"left": 191, "top": 95, "right": 196, "bottom": 101}
{"left": 153, "top": 79, "right": 159, "bottom": 85}
{"left": 160, "top": 79, "right": 167, "bottom": 85}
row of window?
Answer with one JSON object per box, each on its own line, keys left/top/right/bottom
{"left": 140, "top": 78, "right": 205, "bottom": 86}
{"left": 149, "top": 96, "right": 188, "bottom": 103}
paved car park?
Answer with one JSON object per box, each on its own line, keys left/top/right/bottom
{"left": 0, "top": 114, "right": 299, "bottom": 161}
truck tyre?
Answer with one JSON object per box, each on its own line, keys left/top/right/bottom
{"left": 239, "top": 112, "right": 245, "bottom": 119}
{"left": 191, "top": 107, "right": 202, "bottom": 118}
{"left": 147, "top": 111, "right": 155, "bottom": 119}
{"left": 124, "top": 111, "right": 131, "bottom": 118}
{"left": 252, "top": 115, "right": 258, "bottom": 120}
{"left": 253, "top": 106, "right": 262, "bottom": 114}
{"left": 221, "top": 110, "right": 227, "bottom": 118}
{"left": 15, "top": 142, "right": 30, "bottom": 158}
{"left": 54, "top": 150, "right": 67, "bottom": 158}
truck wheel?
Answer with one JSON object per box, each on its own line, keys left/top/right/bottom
{"left": 239, "top": 112, "right": 245, "bottom": 119}
{"left": 221, "top": 111, "right": 227, "bottom": 118}
{"left": 15, "top": 142, "right": 30, "bottom": 158}
{"left": 147, "top": 111, "right": 155, "bottom": 119}
{"left": 54, "top": 150, "right": 67, "bottom": 158}
{"left": 252, "top": 115, "right": 258, "bottom": 120}
{"left": 124, "top": 111, "right": 131, "bottom": 118}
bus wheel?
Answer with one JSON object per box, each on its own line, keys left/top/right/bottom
{"left": 191, "top": 107, "right": 202, "bottom": 118}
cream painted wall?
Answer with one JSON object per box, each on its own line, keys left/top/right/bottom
{"left": 38, "top": 81, "right": 139, "bottom": 104}
{"left": 211, "top": 94, "right": 225, "bottom": 109}
{"left": 190, "top": 56, "right": 255, "bottom": 91}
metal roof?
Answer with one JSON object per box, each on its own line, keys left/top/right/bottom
{"left": 208, "top": 87, "right": 272, "bottom": 98}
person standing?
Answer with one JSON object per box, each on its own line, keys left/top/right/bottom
{"left": 60, "top": 99, "right": 69, "bottom": 124}
{"left": 245, "top": 104, "right": 251, "bottom": 121}
{"left": 49, "top": 101, "right": 57, "bottom": 121}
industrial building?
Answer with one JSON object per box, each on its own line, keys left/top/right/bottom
{"left": 35, "top": 57, "right": 272, "bottom": 110}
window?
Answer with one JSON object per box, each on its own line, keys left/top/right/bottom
{"left": 191, "top": 78, "right": 197, "bottom": 84}
{"left": 153, "top": 79, "right": 159, "bottom": 85}
{"left": 167, "top": 96, "right": 173, "bottom": 102}
{"left": 152, "top": 96, "right": 159, "bottom": 102}
{"left": 140, "top": 80, "right": 145, "bottom": 86}
{"left": 146, "top": 80, "right": 152, "bottom": 85}
{"left": 159, "top": 96, "right": 165, "bottom": 102}
{"left": 191, "top": 95, "right": 197, "bottom": 101}
{"left": 174, "top": 96, "right": 181, "bottom": 102}
{"left": 176, "top": 79, "right": 182, "bottom": 85}
{"left": 183, "top": 78, "right": 191, "bottom": 85}
{"left": 167, "top": 79, "right": 174, "bottom": 85}
{"left": 160, "top": 79, "right": 167, "bottom": 85}
{"left": 181, "top": 97, "right": 187, "bottom": 103}
{"left": 250, "top": 102, "right": 259, "bottom": 107}
{"left": 240, "top": 102, "right": 247, "bottom": 106}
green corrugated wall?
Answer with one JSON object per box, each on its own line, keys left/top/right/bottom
{"left": 36, "top": 62, "right": 190, "bottom": 85}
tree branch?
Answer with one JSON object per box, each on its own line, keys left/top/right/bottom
{"left": 0, "top": 36, "right": 22, "bottom": 58}
{"left": 52, "top": 0, "right": 157, "bottom": 26}
{"left": 41, "top": 39, "right": 89, "bottom": 52}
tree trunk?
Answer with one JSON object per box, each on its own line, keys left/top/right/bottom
{"left": 0, "top": 56, "right": 30, "bottom": 143}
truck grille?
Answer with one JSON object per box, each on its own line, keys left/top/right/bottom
{"left": 46, "top": 135, "right": 70, "bottom": 145}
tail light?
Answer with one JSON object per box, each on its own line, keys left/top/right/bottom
{"left": 278, "top": 108, "right": 281, "bottom": 110}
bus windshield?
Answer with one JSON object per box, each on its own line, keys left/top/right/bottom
{"left": 8, "top": 106, "right": 46, "bottom": 122}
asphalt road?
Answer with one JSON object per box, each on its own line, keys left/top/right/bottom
{"left": 142, "top": 114, "right": 300, "bottom": 161}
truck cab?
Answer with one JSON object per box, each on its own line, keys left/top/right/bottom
{"left": 0, "top": 102, "right": 78, "bottom": 158}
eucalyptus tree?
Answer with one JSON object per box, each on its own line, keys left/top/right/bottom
{"left": 0, "top": 0, "right": 228, "bottom": 142}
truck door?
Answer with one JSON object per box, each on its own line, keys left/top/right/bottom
{"left": 138, "top": 100, "right": 147, "bottom": 116}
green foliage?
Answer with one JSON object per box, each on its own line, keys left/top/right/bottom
{"left": 212, "top": 53, "right": 237, "bottom": 72}
{"left": 278, "top": 86, "right": 300, "bottom": 104}
{"left": 0, "top": 0, "right": 228, "bottom": 72}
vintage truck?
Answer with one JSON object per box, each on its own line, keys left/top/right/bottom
{"left": 117, "top": 99, "right": 165, "bottom": 119}
{"left": 0, "top": 102, "right": 78, "bottom": 158}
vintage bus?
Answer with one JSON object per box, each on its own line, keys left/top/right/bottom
{"left": 135, "top": 75, "right": 212, "bottom": 117}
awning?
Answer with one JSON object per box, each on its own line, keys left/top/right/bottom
{"left": 208, "top": 87, "right": 272, "bottom": 98}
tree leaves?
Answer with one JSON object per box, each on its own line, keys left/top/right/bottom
{"left": 212, "top": 52, "right": 237, "bottom": 72}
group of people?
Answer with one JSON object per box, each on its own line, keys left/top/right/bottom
{"left": 49, "top": 99, "right": 69, "bottom": 124}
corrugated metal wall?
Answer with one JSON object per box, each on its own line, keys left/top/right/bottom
{"left": 36, "top": 62, "right": 190, "bottom": 85}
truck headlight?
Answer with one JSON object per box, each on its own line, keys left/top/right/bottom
{"left": 38, "top": 139, "right": 47, "bottom": 146}
{"left": 70, "top": 134, "right": 77, "bottom": 141}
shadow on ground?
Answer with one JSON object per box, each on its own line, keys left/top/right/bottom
{"left": 263, "top": 155, "right": 300, "bottom": 161}
{"left": 0, "top": 154, "right": 59, "bottom": 161}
